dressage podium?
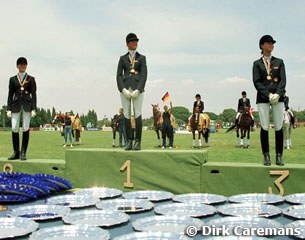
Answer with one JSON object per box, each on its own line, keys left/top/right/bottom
{"left": 1, "top": 148, "right": 305, "bottom": 195}
{"left": 64, "top": 148, "right": 208, "bottom": 193}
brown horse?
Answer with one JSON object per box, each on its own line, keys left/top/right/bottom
{"left": 152, "top": 103, "right": 163, "bottom": 147}
{"left": 188, "top": 109, "right": 211, "bottom": 148}
{"left": 236, "top": 106, "right": 252, "bottom": 148}
{"left": 52, "top": 113, "right": 65, "bottom": 135}
{"left": 111, "top": 114, "right": 120, "bottom": 147}
{"left": 52, "top": 113, "right": 75, "bottom": 138}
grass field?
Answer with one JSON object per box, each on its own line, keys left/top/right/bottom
{"left": 0, "top": 128, "right": 304, "bottom": 164}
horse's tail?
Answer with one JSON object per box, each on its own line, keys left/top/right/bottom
{"left": 226, "top": 124, "right": 236, "bottom": 133}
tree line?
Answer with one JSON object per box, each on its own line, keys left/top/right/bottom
{"left": 1, "top": 105, "right": 305, "bottom": 129}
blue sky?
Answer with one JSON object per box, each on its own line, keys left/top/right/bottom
{"left": 1, "top": 0, "right": 305, "bottom": 119}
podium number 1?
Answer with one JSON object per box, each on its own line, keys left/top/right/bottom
{"left": 120, "top": 160, "right": 134, "bottom": 188}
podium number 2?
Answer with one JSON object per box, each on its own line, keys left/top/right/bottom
{"left": 120, "top": 160, "right": 134, "bottom": 188}
{"left": 2, "top": 163, "right": 14, "bottom": 173}
{"left": 268, "top": 170, "right": 289, "bottom": 196}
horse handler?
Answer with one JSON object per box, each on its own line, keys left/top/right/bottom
{"left": 116, "top": 33, "right": 147, "bottom": 151}
{"left": 253, "top": 35, "right": 286, "bottom": 166}
{"left": 161, "top": 102, "right": 175, "bottom": 149}
{"left": 7, "top": 57, "right": 37, "bottom": 160}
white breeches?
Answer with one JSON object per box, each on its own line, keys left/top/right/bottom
{"left": 11, "top": 108, "right": 31, "bottom": 132}
{"left": 257, "top": 102, "right": 284, "bottom": 131}
{"left": 120, "top": 92, "right": 144, "bottom": 119}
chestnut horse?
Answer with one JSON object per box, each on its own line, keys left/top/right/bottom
{"left": 52, "top": 113, "right": 65, "bottom": 136}
{"left": 52, "top": 113, "right": 75, "bottom": 138}
{"left": 188, "top": 110, "right": 211, "bottom": 148}
{"left": 152, "top": 103, "right": 163, "bottom": 147}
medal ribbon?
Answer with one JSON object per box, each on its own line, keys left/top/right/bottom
{"left": 262, "top": 56, "right": 271, "bottom": 77}
{"left": 129, "top": 54, "right": 135, "bottom": 70}
{"left": 17, "top": 73, "right": 28, "bottom": 89}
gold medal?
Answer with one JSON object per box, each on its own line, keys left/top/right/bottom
{"left": 274, "top": 77, "right": 278, "bottom": 82}
{"left": 267, "top": 75, "right": 272, "bottom": 80}
{"left": 130, "top": 68, "right": 135, "bottom": 73}
{"left": 17, "top": 73, "right": 27, "bottom": 92}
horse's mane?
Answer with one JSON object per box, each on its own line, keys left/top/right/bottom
{"left": 152, "top": 105, "right": 162, "bottom": 127}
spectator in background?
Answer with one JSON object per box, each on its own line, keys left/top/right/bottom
{"left": 73, "top": 114, "right": 82, "bottom": 145}
{"left": 118, "top": 108, "right": 127, "bottom": 147}
{"left": 63, "top": 112, "right": 73, "bottom": 147}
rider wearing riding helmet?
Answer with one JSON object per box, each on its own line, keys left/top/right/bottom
{"left": 6, "top": 57, "right": 37, "bottom": 161}
{"left": 116, "top": 33, "right": 147, "bottom": 151}
{"left": 235, "top": 91, "right": 254, "bottom": 126}
{"left": 253, "top": 35, "right": 286, "bottom": 166}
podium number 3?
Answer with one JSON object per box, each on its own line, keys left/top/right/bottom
{"left": 120, "top": 160, "right": 134, "bottom": 188}
{"left": 268, "top": 170, "right": 289, "bottom": 196}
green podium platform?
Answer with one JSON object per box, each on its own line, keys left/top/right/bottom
{"left": 65, "top": 148, "right": 208, "bottom": 194}
{"left": 0, "top": 158, "right": 66, "bottom": 178}
{"left": 201, "top": 162, "right": 305, "bottom": 196}
{"left": 2, "top": 149, "right": 305, "bottom": 196}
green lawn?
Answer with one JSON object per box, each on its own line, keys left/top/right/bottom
{"left": 0, "top": 128, "right": 304, "bottom": 164}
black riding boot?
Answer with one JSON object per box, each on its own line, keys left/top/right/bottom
{"left": 275, "top": 129, "right": 284, "bottom": 166}
{"left": 261, "top": 129, "right": 270, "bottom": 166}
{"left": 125, "top": 117, "right": 133, "bottom": 151}
{"left": 263, "top": 152, "right": 271, "bottom": 166}
{"left": 8, "top": 132, "right": 20, "bottom": 160}
{"left": 20, "top": 130, "right": 29, "bottom": 160}
{"left": 133, "top": 116, "right": 142, "bottom": 150}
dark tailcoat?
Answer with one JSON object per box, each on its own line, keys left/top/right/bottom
{"left": 253, "top": 56, "right": 286, "bottom": 104}
{"left": 116, "top": 52, "right": 147, "bottom": 92}
{"left": 193, "top": 100, "right": 204, "bottom": 113}
{"left": 237, "top": 98, "right": 251, "bottom": 112}
{"left": 7, "top": 74, "right": 37, "bottom": 113}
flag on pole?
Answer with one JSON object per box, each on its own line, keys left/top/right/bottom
{"left": 161, "top": 92, "right": 170, "bottom": 102}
